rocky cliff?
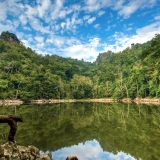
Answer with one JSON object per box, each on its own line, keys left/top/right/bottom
{"left": 0, "top": 142, "right": 51, "bottom": 160}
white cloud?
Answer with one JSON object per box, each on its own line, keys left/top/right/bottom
{"left": 16, "top": 31, "right": 24, "bottom": 39}
{"left": 20, "top": 21, "right": 160, "bottom": 62}
{"left": 126, "top": 27, "right": 133, "bottom": 31}
{"left": 84, "top": 0, "right": 158, "bottom": 18}
{"left": 117, "top": 2, "right": 138, "bottom": 18}
{"left": 0, "top": 1, "right": 7, "bottom": 21}
{"left": 0, "top": 0, "right": 24, "bottom": 21}
{"left": 71, "top": 4, "right": 81, "bottom": 11}
{"left": 24, "top": 4, "right": 38, "bottom": 18}
{"left": 50, "top": 0, "right": 64, "bottom": 20}
{"left": 0, "top": 23, "right": 14, "bottom": 33}
{"left": 52, "top": 140, "right": 136, "bottom": 160}
{"left": 94, "top": 24, "right": 100, "bottom": 29}
{"left": 155, "top": 15, "right": 160, "bottom": 21}
{"left": 116, "top": 0, "right": 158, "bottom": 18}
{"left": 60, "top": 37, "right": 103, "bottom": 61}
{"left": 46, "top": 36, "right": 65, "bottom": 47}
{"left": 109, "top": 151, "right": 136, "bottom": 160}
{"left": 13, "top": 20, "right": 20, "bottom": 28}
{"left": 104, "top": 22, "right": 160, "bottom": 53}
{"left": 84, "top": 0, "right": 113, "bottom": 12}
{"left": 36, "top": 42, "right": 45, "bottom": 48}
{"left": 135, "top": 22, "right": 160, "bottom": 39}
{"left": 36, "top": 0, "right": 51, "bottom": 18}
{"left": 19, "top": 15, "right": 28, "bottom": 25}
{"left": 87, "top": 17, "right": 96, "bottom": 24}
{"left": 35, "top": 36, "right": 44, "bottom": 43}
{"left": 58, "top": 8, "right": 73, "bottom": 18}
{"left": 23, "top": 26, "right": 31, "bottom": 31}
{"left": 1, "top": 0, "right": 159, "bottom": 63}
{"left": 28, "top": 17, "right": 50, "bottom": 33}
{"left": 61, "top": 22, "right": 66, "bottom": 29}
{"left": 98, "top": 10, "right": 105, "bottom": 16}
{"left": 59, "top": 13, "right": 83, "bottom": 32}
{"left": 83, "top": 15, "right": 90, "bottom": 21}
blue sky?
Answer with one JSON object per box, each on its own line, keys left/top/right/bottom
{"left": 0, "top": 0, "right": 159, "bottom": 62}
{"left": 51, "top": 140, "right": 136, "bottom": 160}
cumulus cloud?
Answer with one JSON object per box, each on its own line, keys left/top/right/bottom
{"left": 13, "top": 20, "right": 20, "bottom": 28}
{"left": 24, "top": 4, "right": 38, "bottom": 18}
{"left": 60, "top": 37, "right": 104, "bottom": 61}
{"left": 59, "top": 13, "right": 83, "bottom": 32}
{"left": 155, "top": 15, "right": 160, "bottom": 21}
{"left": 117, "top": 0, "right": 158, "bottom": 18}
{"left": 52, "top": 140, "right": 136, "bottom": 160}
{"left": 83, "top": 0, "right": 113, "bottom": 12}
{"left": 50, "top": 0, "right": 64, "bottom": 20}
{"left": 87, "top": 17, "right": 96, "bottom": 24}
{"left": 84, "top": 0, "right": 158, "bottom": 18}
{"left": 98, "top": 10, "right": 105, "bottom": 16}
{"left": 0, "top": 1, "right": 7, "bottom": 21}
{"left": 0, "top": 23, "right": 14, "bottom": 33}
{"left": 94, "top": 24, "right": 100, "bottom": 29}
{"left": 36, "top": 0, "right": 51, "bottom": 18}
{"left": 35, "top": 36, "right": 44, "bottom": 43}
{"left": 19, "top": 15, "right": 28, "bottom": 25}
{"left": 20, "top": 21, "right": 160, "bottom": 62}
{"left": 0, "top": 0, "right": 159, "bottom": 62}
{"left": 104, "top": 22, "right": 160, "bottom": 53}
{"left": 46, "top": 36, "right": 65, "bottom": 47}
{"left": 28, "top": 17, "right": 50, "bottom": 33}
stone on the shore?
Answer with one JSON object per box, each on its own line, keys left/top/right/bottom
{"left": 0, "top": 142, "right": 52, "bottom": 160}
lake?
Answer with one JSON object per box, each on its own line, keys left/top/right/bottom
{"left": 0, "top": 102, "right": 160, "bottom": 160}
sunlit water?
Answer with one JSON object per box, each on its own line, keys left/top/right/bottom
{"left": 1, "top": 102, "right": 160, "bottom": 159}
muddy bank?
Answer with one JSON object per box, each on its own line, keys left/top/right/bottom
{"left": 86, "top": 97, "right": 160, "bottom": 105}
{"left": 0, "top": 100, "right": 23, "bottom": 106}
{"left": 1, "top": 98, "right": 160, "bottom": 106}
{"left": 28, "top": 99, "right": 77, "bottom": 104}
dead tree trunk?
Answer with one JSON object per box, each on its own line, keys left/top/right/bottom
{"left": 0, "top": 115, "right": 23, "bottom": 142}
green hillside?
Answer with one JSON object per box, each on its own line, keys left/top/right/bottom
{"left": 0, "top": 31, "right": 160, "bottom": 100}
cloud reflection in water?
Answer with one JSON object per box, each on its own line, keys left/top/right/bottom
{"left": 52, "top": 139, "right": 136, "bottom": 160}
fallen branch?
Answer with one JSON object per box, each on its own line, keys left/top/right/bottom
{"left": 0, "top": 115, "right": 23, "bottom": 142}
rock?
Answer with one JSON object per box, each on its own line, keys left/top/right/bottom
{"left": 66, "top": 156, "right": 78, "bottom": 160}
{"left": 0, "top": 142, "right": 52, "bottom": 160}
{"left": 40, "top": 153, "right": 52, "bottom": 160}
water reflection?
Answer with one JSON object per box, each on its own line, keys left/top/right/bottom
{"left": 0, "top": 103, "right": 160, "bottom": 159}
{"left": 52, "top": 139, "right": 136, "bottom": 160}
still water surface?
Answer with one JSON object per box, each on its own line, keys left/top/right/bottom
{"left": 0, "top": 102, "right": 160, "bottom": 160}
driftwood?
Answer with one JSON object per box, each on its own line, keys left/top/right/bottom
{"left": 0, "top": 115, "right": 23, "bottom": 142}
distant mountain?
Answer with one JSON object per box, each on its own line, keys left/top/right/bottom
{"left": 0, "top": 31, "right": 20, "bottom": 43}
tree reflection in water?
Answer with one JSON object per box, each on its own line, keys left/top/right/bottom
{"left": 0, "top": 102, "right": 160, "bottom": 160}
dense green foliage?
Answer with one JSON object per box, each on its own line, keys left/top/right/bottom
{"left": 1, "top": 103, "right": 160, "bottom": 159}
{"left": 0, "top": 31, "right": 160, "bottom": 99}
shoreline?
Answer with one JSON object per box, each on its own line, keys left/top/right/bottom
{"left": 0, "top": 98, "right": 160, "bottom": 106}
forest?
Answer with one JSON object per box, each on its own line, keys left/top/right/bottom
{"left": 0, "top": 31, "right": 160, "bottom": 100}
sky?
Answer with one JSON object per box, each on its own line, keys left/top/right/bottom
{"left": 0, "top": 0, "right": 160, "bottom": 62}
{"left": 52, "top": 139, "right": 136, "bottom": 160}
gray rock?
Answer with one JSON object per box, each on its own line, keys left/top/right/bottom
{"left": 0, "top": 142, "right": 51, "bottom": 160}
